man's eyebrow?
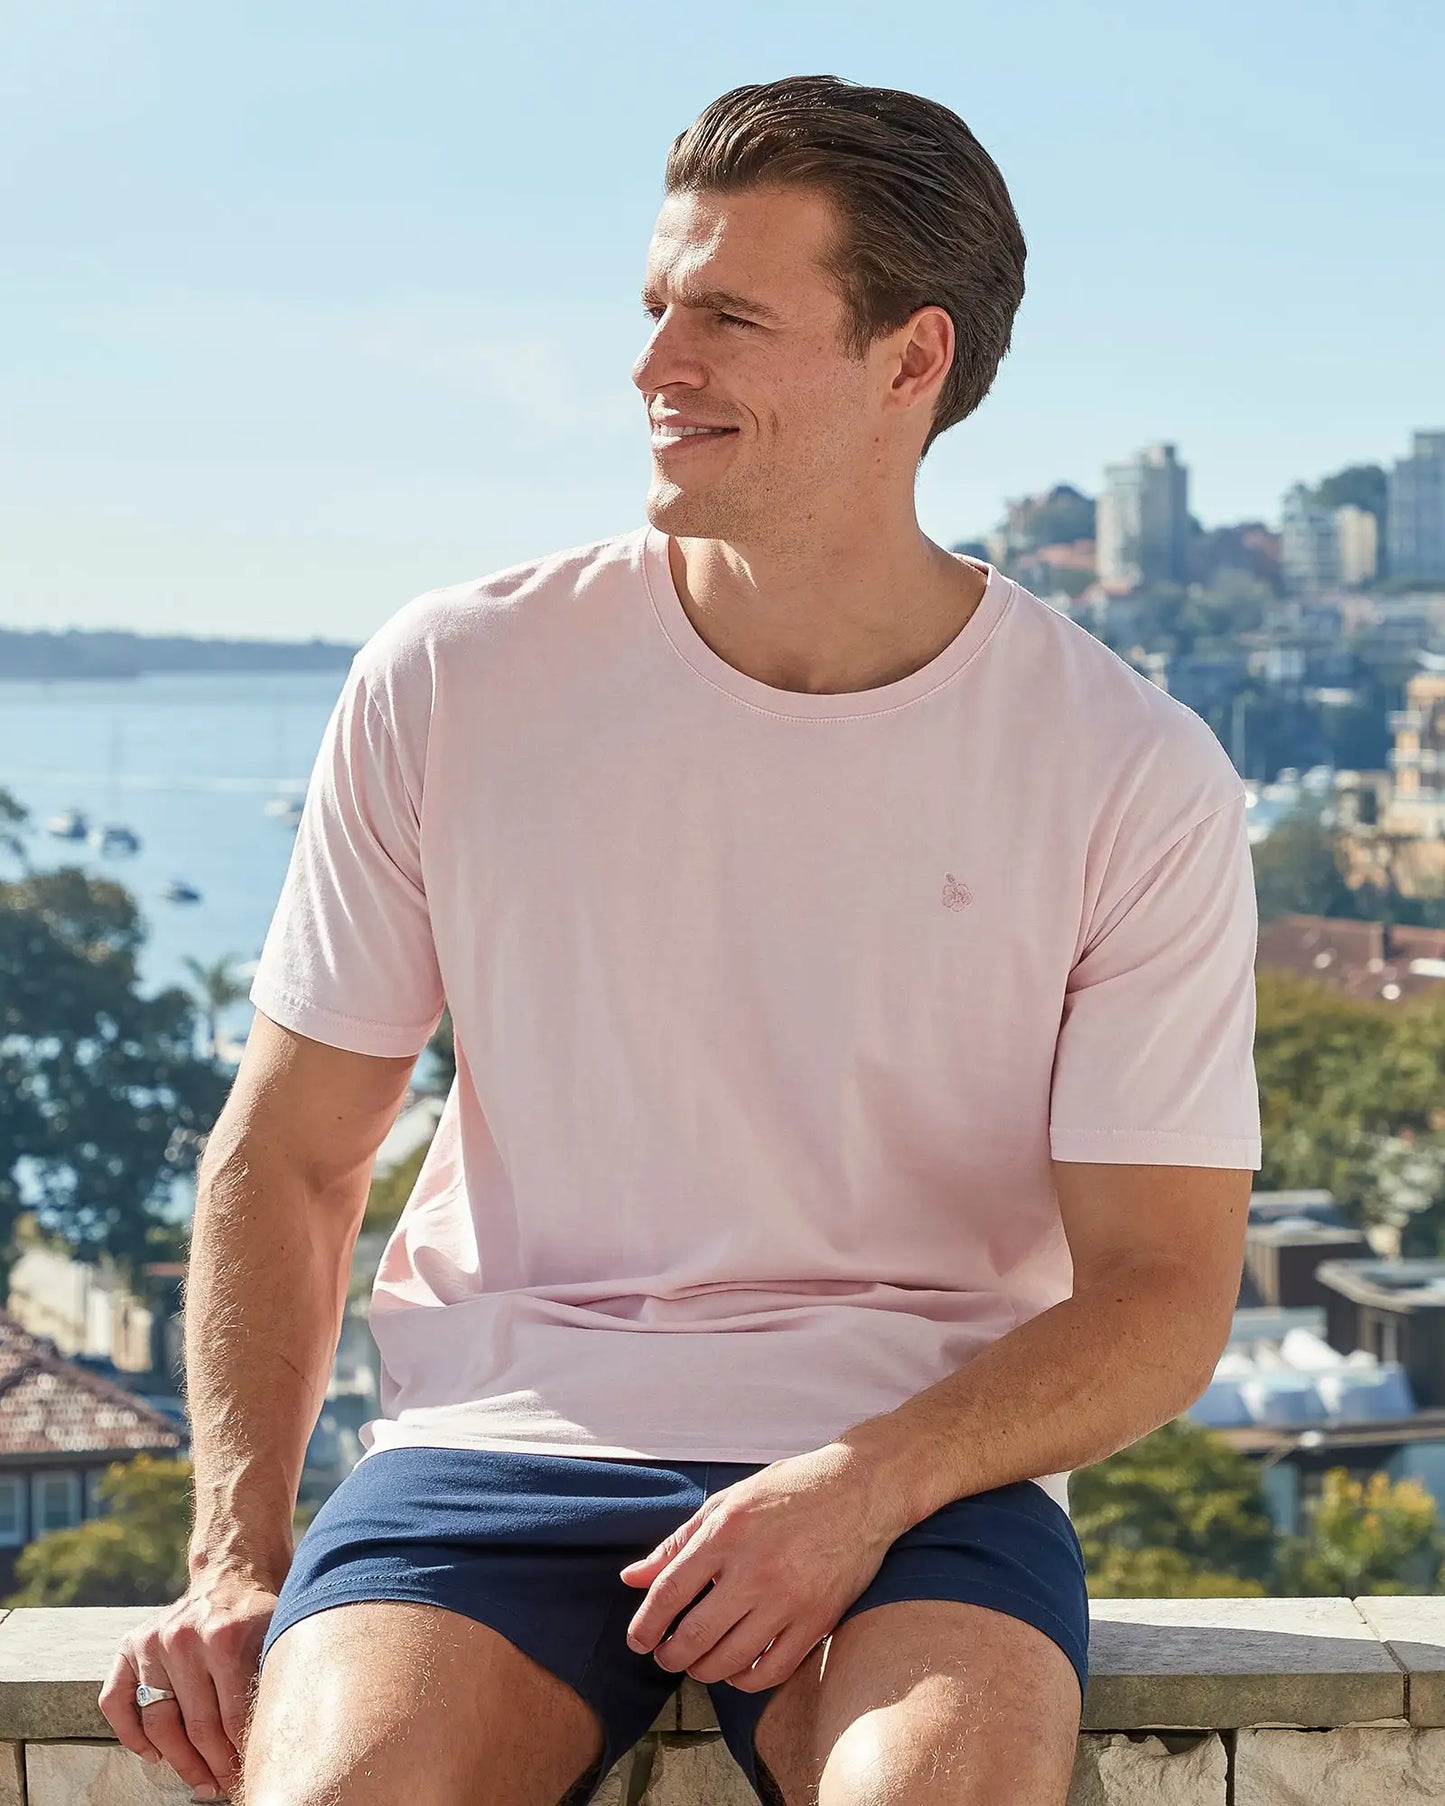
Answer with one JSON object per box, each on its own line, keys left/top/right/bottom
{"left": 640, "top": 284, "right": 784, "bottom": 325}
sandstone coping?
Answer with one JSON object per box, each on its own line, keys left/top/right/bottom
{"left": 1, "top": 1598, "right": 1443, "bottom": 1804}
{"left": 1, "top": 1600, "right": 1443, "bottom": 1741}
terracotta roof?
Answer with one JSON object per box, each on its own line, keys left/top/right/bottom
{"left": 1028, "top": 540, "right": 1097, "bottom": 570}
{"left": 1257, "top": 913, "right": 1445, "bottom": 1006}
{"left": 0, "top": 1310, "right": 183, "bottom": 1458}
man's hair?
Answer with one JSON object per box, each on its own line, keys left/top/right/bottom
{"left": 664, "top": 75, "right": 1026, "bottom": 461}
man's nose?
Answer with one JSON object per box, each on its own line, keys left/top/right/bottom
{"left": 631, "top": 315, "right": 705, "bottom": 394}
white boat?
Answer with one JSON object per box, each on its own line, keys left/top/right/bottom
{"left": 264, "top": 795, "right": 305, "bottom": 828}
{"left": 91, "top": 823, "right": 141, "bottom": 855}
{"left": 46, "top": 808, "right": 89, "bottom": 840}
{"left": 89, "top": 719, "right": 140, "bottom": 855}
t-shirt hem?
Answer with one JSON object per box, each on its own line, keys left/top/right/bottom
{"left": 358, "top": 1429, "right": 842, "bottom": 1466}
{"left": 1050, "top": 1127, "right": 1262, "bottom": 1168}
{"left": 248, "top": 979, "right": 438, "bottom": 1059}
{"left": 353, "top": 1428, "right": 1070, "bottom": 1512}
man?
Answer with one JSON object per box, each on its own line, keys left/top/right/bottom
{"left": 100, "top": 73, "right": 1259, "bottom": 1806}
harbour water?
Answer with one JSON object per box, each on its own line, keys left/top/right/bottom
{"left": 0, "top": 668, "right": 349, "bottom": 1027}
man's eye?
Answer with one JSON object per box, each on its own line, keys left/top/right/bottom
{"left": 641, "top": 305, "right": 756, "bottom": 330}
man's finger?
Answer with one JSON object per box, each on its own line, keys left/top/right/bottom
{"left": 652, "top": 1583, "right": 750, "bottom": 1673}
{"left": 135, "top": 1650, "right": 230, "bottom": 1797}
{"left": 683, "top": 1606, "right": 783, "bottom": 1685}
{"left": 625, "top": 1545, "right": 721, "bottom": 1652}
{"left": 620, "top": 1509, "right": 705, "bottom": 1581}
{"left": 730, "top": 1621, "right": 826, "bottom": 1692}
{"left": 97, "top": 1650, "right": 162, "bottom": 1763}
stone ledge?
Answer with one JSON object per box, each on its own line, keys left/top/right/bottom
{"left": 677, "top": 1597, "right": 1437, "bottom": 1736}
{"left": 1355, "top": 1596, "right": 1445, "bottom": 1726}
{"left": 11, "top": 1730, "right": 1445, "bottom": 1806}
{"left": 0, "top": 1598, "right": 1440, "bottom": 1743}
{"left": 1234, "top": 1727, "right": 1445, "bottom": 1804}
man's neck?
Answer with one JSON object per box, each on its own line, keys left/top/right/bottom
{"left": 665, "top": 531, "right": 989, "bottom": 698}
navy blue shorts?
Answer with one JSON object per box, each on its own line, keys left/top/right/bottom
{"left": 259, "top": 1447, "right": 1088, "bottom": 1805}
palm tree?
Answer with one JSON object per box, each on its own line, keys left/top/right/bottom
{"left": 0, "top": 788, "right": 30, "bottom": 870}
{"left": 182, "top": 954, "right": 248, "bottom": 1060}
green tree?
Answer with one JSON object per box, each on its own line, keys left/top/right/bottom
{"left": 182, "top": 952, "right": 249, "bottom": 1059}
{"left": 1015, "top": 485, "right": 1095, "bottom": 550}
{"left": 4, "top": 1454, "right": 193, "bottom": 1606}
{"left": 1071, "top": 1420, "right": 1277, "bottom": 1597}
{"left": 362, "top": 1140, "right": 429, "bottom": 1232}
{"left": 1085, "top": 1542, "right": 1267, "bottom": 1599}
{"left": 0, "top": 859, "right": 227, "bottom": 1293}
{"left": 1250, "top": 808, "right": 1363, "bottom": 922}
{"left": 5, "top": 1454, "right": 324, "bottom": 1607}
{"left": 1252, "top": 968, "right": 1445, "bottom": 1226}
{"left": 1279, "top": 1469, "right": 1445, "bottom": 1596}
{"left": 422, "top": 1007, "right": 456, "bottom": 1094}
{"left": 1312, "top": 465, "right": 1387, "bottom": 523}
{"left": 0, "top": 790, "right": 28, "bottom": 868}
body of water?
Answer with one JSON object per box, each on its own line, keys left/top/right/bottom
{"left": 0, "top": 668, "right": 348, "bottom": 1025}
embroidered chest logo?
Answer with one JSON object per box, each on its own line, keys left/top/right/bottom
{"left": 941, "top": 872, "right": 973, "bottom": 911}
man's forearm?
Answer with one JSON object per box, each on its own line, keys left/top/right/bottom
{"left": 183, "top": 1148, "right": 362, "bottom": 1588}
{"left": 838, "top": 1258, "right": 1219, "bottom": 1533}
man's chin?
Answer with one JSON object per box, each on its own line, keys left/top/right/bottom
{"left": 645, "top": 480, "right": 750, "bottom": 540}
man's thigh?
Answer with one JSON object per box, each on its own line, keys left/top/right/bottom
{"left": 753, "top": 1598, "right": 1083, "bottom": 1806}
{"left": 239, "top": 1599, "right": 606, "bottom": 1806}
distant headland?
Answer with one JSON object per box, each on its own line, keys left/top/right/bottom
{"left": 0, "top": 628, "right": 359, "bottom": 682}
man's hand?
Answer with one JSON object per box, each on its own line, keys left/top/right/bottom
{"left": 97, "top": 1565, "right": 282, "bottom": 1799}
{"left": 618, "top": 1440, "right": 909, "bottom": 1693}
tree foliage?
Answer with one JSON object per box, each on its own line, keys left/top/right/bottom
{"left": 1009, "top": 485, "right": 1095, "bottom": 552}
{"left": 1251, "top": 812, "right": 1362, "bottom": 923}
{"left": 5, "top": 1453, "right": 323, "bottom": 1606}
{"left": 0, "top": 791, "right": 227, "bottom": 1293}
{"left": 4, "top": 1454, "right": 194, "bottom": 1606}
{"left": 1312, "top": 464, "right": 1387, "bottom": 523}
{"left": 1251, "top": 964, "right": 1445, "bottom": 1236}
{"left": 1249, "top": 799, "right": 1445, "bottom": 932}
{"left": 1074, "top": 1423, "right": 1445, "bottom": 1598}
{"left": 1072, "top": 1419, "right": 1278, "bottom": 1596}
{"left": 182, "top": 953, "right": 249, "bottom": 1059}
{"left": 1278, "top": 1469, "right": 1445, "bottom": 1595}
{"left": 362, "top": 1140, "right": 429, "bottom": 1232}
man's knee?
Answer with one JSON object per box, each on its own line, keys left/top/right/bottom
{"left": 239, "top": 1601, "right": 604, "bottom": 1806}
{"left": 816, "top": 1716, "right": 935, "bottom": 1806}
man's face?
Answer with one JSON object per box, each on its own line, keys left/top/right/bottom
{"left": 632, "top": 183, "right": 885, "bottom": 543}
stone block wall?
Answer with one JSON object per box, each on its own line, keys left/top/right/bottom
{"left": 0, "top": 1597, "right": 1440, "bottom": 1802}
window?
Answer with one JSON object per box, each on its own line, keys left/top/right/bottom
{"left": 0, "top": 1478, "right": 24, "bottom": 1548}
{"left": 30, "top": 1472, "right": 82, "bottom": 1537}
{"left": 84, "top": 1468, "right": 112, "bottom": 1519}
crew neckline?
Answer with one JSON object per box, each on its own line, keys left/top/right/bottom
{"left": 640, "top": 524, "right": 1013, "bottom": 719}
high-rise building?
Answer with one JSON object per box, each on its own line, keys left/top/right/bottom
{"left": 1387, "top": 430, "right": 1445, "bottom": 585}
{"left": 1281, "top": 484, "right": 1341, "bottom": 593}
{"left": 1095, "top": 443, "right": 1190, "bottom": 590}
{"left": 1335, "top": 504, "right": 1379, "bottom": 587}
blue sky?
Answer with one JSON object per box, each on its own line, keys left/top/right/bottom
{"left": 4, "top": 0, "right": 1441, "bottom": 641}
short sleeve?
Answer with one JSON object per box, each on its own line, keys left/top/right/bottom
{"left": 1048, "top": 791, "right": 1262, "bottom": 1169}
{"left": 248, "top": 664, "right": 445, "bottom": 1058}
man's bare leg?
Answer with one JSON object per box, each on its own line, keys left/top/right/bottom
{"left": 238, "top": 1599, "right": 607, "bottom": 1806}
{"left": 753, "top": 1598, "right": 1081, "bottom": 1806}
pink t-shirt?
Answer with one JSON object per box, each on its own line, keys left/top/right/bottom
{"left": 250, "top": 524, "right": 1262, "bottom": 1515}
